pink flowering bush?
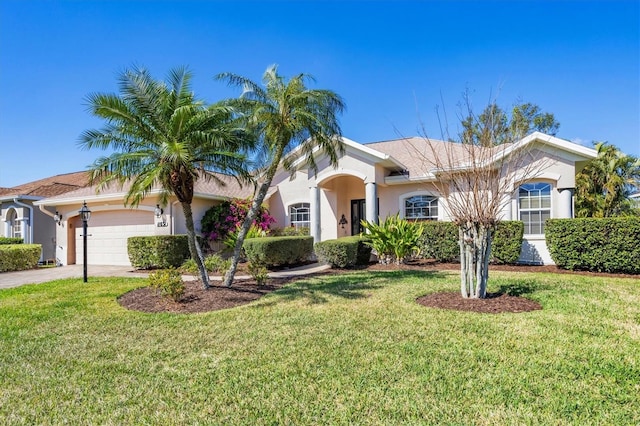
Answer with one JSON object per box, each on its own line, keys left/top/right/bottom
{"left": 201, "top": 198, "right": 276, "bottom": 243}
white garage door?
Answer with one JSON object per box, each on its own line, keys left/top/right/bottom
{"left": 76, "top": 210, "right": 156, "bottom": 266}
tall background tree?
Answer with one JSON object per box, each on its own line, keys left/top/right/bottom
{"left": 575, "top": 142, "right": 640, "bottom": 217}
{"left": 412, "top": 98, "right": 553, "bottom": 298}
{"left": 460, "top": 101, "right": 559, "bottom": 146}
{"left": 217, "top": 65, "right": 345, "bottom": 287}
{"left": 80, "top": 66, "right": 252, "bottom": 289}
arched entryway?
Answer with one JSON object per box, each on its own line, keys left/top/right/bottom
{"left": 314, "top": 170, "right": 378, "bottom": 241}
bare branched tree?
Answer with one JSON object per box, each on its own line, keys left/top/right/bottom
{"left": 408, "top": 96, "right": 553, "bottom": 298}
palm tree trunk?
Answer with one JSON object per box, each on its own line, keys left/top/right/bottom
{"left": 223, "top": 145, "right": 285, "bottom": 287}
{"left": 181, "top": 201, "right": 211, "bottom": 289}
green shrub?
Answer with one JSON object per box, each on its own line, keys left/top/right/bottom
{"left": 491, "top": 221, "right": 524, "bottom": 264}
{"left": 148, "top": 269, "right": 185, "bottom": 302}
{"left": 247, "top": 262, "right": 269, "bottom": 285}
{"left": 314, "top": 236, "right": 372, "bottom": 268}
{"left": 205, "top": 254, "right": 231, "bottom": 275}
{"left": 127, "top": 235, "right": 190, "bottom": 269}
{"left": 361, "top": 214, "right": 424, "bottom": 264}
{"left": 419, "top": 222, "right": 459, "bottom": 262}
{"left": 419, "top": 221, "right": 524, "bottom": 264}
{"left": 546, "top": 217, "right": 640, "bottom": 274}
{"left": 180, "top": 254, "right": 231, "bottom": 275}
{"left": 0, "top": 237, "right": 23, "bottom": 245}
{"left": 270, "top": 226, "right": 310, "bottom": 237}
{"left": 0, "top": 244, "right": 41, "bottom": 272}
{"left": 243, "top": 236, "right": 314, "bottom": 268}
{"left": 224, "top": 224, "right": 267, "bottom": 250}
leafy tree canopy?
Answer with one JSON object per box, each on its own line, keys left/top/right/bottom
{"left": 460, "top": 102, "right": 560, "bottom": 146}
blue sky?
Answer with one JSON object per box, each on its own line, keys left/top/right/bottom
{"left": 1, "top": 0, "right": 638, "bottom": 188}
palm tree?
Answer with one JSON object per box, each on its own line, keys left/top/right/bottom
{"left": 217, "top": 65, "right": 346, "bottom": 286}
{"left": 576, "top": 142, "right": 640, "bottom": 217}
{"left": 80, "top": 66, "right": 253, "bottom": 289}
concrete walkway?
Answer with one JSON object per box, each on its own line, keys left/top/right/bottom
{"left": 0, "top": 263, "right": 330, "bottom": 290}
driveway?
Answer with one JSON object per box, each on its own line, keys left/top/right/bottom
{"left": 0, "top": 265, "right": 144, "bottom": 289}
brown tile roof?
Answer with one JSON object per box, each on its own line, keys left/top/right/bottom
{"left": 366, "top": 137, "right": 510, "bottom": 176}
{"left": 40, "top": 171, "right": 254, "bottom": 202}
{"left": 0, "top": 171, "right": 91, "bottom": 198}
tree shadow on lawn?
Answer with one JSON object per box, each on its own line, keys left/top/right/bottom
{"left": 494, "top": 279, "right": 551, "bottom": 297}
{"left": 264, "top": 270, "right": 450, "bottom": 305}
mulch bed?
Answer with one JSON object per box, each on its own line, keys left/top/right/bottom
{"left": 416, "top": 292, "right": 542, "bottom": 314}
{"left": 117, "top": 259, "right": 637, "bottom": 315}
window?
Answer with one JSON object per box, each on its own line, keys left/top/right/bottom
{"left": 289, "top": 203, "right": 310, "bottom": 230}
{"left": 8, "top": 210, "right": 21, "bottom": 239}
{"left": 519, "top": 183, "right": 551, "bottom": 234}
{"left": 405, "top": 195, "right": 438, "bottom": 220}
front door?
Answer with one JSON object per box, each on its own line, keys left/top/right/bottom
{"left": 351, "top": 199, "right": 366, "bottom": 235}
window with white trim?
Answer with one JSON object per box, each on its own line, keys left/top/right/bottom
{"left": 519, "top": 183, "right": 551, "bottom": 234}
{"left": 8, "top": 210, "right": 21, "bottom": 239}
{"left": 404, "top": 195, "right": 438, "bottom": 220}
{"left": 289, "top": 203, "right": 310, "bottom": 230}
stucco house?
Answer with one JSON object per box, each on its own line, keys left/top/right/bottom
{"left": 0, "top": 172, "right": 90, "bottom": 263}
{"left": 16, "top": 131, "right": 596, "bottom": 267}
{"left": 31, "top": 173, "right": 253, "bottom": 266}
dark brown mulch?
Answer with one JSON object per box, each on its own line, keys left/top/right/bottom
{"left": 416, "top": 292, "right": 542, "bottom": 314}
{"left": 118, "top": 277, "right": 296, "bottom": 314}
{"left": 117, "top": 259, "right": 637, "bottom": 314}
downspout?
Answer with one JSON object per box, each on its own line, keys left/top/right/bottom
{"left": 13, "top": 198, "right": 37, "bottom": 260}
{"left": 38, "top": 204, "right": 56, "bottom": 219}
{"left": 171, "top": 200, "right": 179, "bottom": 235}
{"left": 38, "top": 204, "right": 60, "bottom": 265}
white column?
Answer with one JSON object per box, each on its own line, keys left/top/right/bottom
{"left": 310, "top": 185, "right": 321, "bottom": 243}
{"left": 3, "top": 220, "right": 9, "bottom": 238}
{"left": 558, "top": 188, "right": 574, "bottom": 218}
{"left": 365, "top": 182, "right": 377, "bottom": 224}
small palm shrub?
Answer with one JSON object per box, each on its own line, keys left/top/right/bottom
{"left": 361, "top": 214, "right": 424, "bottom": 265}
{"left": 148, "top": 269, "right": 185, "bottom": 302}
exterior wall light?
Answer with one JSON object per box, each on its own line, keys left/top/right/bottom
{"left": 155, "top": 204, "right": 168, "bottom": 227}
{"left": 339, "top": 214, "right": 348, "bottom": 229}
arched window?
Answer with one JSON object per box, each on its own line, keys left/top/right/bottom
{"left": 7, "top": 209, "right": 21, "bottom": 239}
{"left": 404, "top": 195, "right": 438, "bottom": 220}
{"left": 289, "top": 203, "right": 310, "bottom": 230}
{"left": 519, "top": 183, "right": 551, "bottom": 234}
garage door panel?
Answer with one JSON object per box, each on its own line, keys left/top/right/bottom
{"left": 75, "top": 211, "right": 156, "bottom": 266}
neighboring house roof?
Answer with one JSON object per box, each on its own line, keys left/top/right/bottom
{"left": 0, "top": 171, "right": 91, "bottom": 201}
{"left": 35, "top": 171, "right": 254, "bottom": 206}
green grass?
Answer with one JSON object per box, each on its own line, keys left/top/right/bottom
{"left": 1, "top": 270, "right": 639, "bottom": 425}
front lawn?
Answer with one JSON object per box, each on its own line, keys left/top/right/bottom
{"left": 0, "top": 270, "right": 638, "bottom": 425}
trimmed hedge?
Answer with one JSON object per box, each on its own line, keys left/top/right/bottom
{"left": 243, "top": 236, "right": 314, "bottom": 268}
{"left": 127, "top": 235, "right": 191, "bottom": 269}
{"left": 0, "top": 244, "right": 41, "bottom": 272}
{"left": 418, "top": 221, "right": 524, "bottom": 264}
{"left": 492, "top": 221, "right": 525, "bottom": 264}
{"left": 419, "top": 222, "right": 459, "bottom": 263}
{"left": 314, "top": 236, "right": 373, "bottom": 268}
{"left": 546, "top": 217, "right": 640, "bottom": 274}
{"left": 0, "top": 237, "right": 23, "bottom": 245}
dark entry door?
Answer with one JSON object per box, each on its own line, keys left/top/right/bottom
{"left": 351, "top": 199, "right": 366, "bottom": 235}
